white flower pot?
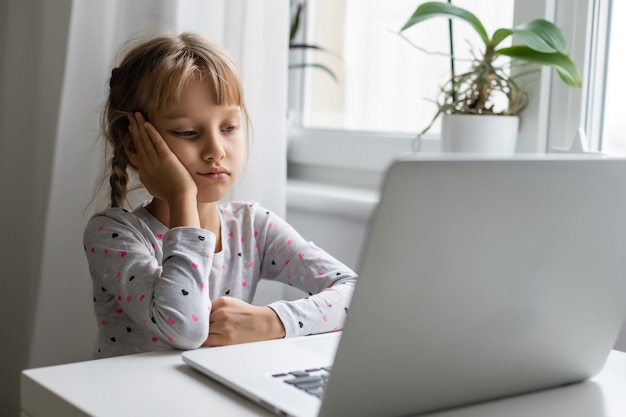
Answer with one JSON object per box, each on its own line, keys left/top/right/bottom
{"left": 441, "top": 113, "right": 519, "bottom": 154}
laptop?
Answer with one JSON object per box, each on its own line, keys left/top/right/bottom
{"left": 183, "top": 155, "right": 626, "bottom": 417}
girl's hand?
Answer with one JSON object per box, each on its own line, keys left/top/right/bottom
{"left": 203, "top": 297, "right": 286, "bottom": 347}
{"left": 126, "top": 112, "right": 198, "bottom": 205}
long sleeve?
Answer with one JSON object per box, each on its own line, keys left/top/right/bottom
{"left": 217, "top": 202, "right": 358, "bottom": 337}
{"left": 84, "top": 208, "right": 215, "bottom": 357}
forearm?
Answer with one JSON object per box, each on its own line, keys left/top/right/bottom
{"left": 269, "top": 279, "right": 356, "bottom": 337}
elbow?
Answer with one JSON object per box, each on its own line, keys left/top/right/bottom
{"left": 153, "top": 311, "right": 209, "bottom": 350}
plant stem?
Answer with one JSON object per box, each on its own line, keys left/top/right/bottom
{"left": 448, "top": 0, "right": 456, "bottom": 104}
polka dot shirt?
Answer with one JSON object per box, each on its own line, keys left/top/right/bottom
{"left": 83, "top": 201, "right": 357, "bottom": 358}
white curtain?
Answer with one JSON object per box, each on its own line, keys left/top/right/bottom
{"left": 0, "top": 1, "right": 287, "bottom": 414}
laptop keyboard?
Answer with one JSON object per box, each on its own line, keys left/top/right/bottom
{"left": 271, "top": 366, "right": 332, "bottom": 398}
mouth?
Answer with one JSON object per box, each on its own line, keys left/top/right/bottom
{"left": 197, "top": 167, "right": 230, "bottom": 179}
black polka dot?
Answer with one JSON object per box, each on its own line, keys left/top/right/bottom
{"left": 181, "top": 289, "right": 189, "bottom": 296}
{"left": 298, "top": 321, "right": 304, "bottom": 328}
{"left": 126, "top": 327, "right": 132, "bottom": 333}
{"left": 129, "top": 275, "right": 135, "bottom": 281}
{"left": 198, "top": 235, "right": 205, "bottom": 241}
{"left": 151, "top": 316, "right": 156, "bottom": 324}
{"left": 112, "top": 233, "right": 119, "bottom": 238}
{"left": 110, "top": 337, "right": 116, "bottom": 343}
{"left": 271, "top": 260, "right": 276, "bottom": 265}
{"left": 225, "top": 289, "right": 231, "bottom": 295}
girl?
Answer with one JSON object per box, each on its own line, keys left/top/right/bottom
{"left": 83, "top": 32, "right": 357, "bottom": 358}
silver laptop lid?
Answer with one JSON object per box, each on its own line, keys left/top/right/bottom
{"left": 320, "top": 156, "right": 626, "bottom": 417}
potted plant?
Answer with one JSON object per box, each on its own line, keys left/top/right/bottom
{"left": 399, "top": 1, "right": 582, "bottom": 153}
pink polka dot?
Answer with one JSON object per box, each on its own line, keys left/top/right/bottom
{"left": 101, "top": 320, "right": 107, "bottom": 327}
{"left": 241, "top": 237, "right": 245, "bottom": 243}
{"left": 247, "top": 262, "right": 254, "bottom": 268}
{"left": 117, "top": 295, "right": 122, "bottom": 302}
{"left": 269, "top": 222, "right": 274, "bottom": 228}
{"left": 167, "top": 336, "right": 174, "bottom": 343}
{"left": 116, "top": 309, "right": 123, "bottom": 314}
{"left": 318, "top": 272, "right": 324, "bottom": 277}
{"left": 155, "top": 233, "right": 163, "bottom": 239}
{"left": 116, "top": 272, "right": 121, "bottom": 279}
{"left": 287, "top": 275, "right": 292, "bottom": 280}
{"left": 191, "top": 314, "right": 199, "bottom": 322}
{"left": 287, "top": 240, "right": 292, "bottom": 246}
{"left": 222, "top": 264, "right": 226, "bottom": 270}
{"left": 192, "top": 262, "right": 199, "bottom": 269}
{"left": 333, "top": 326, "right": 339, "bottom": 331}
{"left": 167, "top": 318, "right": 176, "bottom": 325}
{"left": 228, "top": 232, "right": 234, "bottom": 238}
{"left": 322, "top": 315, "right": 328, "bottom": 322}
{"left": 139, "top": 294, "right": 145, "bottom": 301}
{"left": 167, "top": 236, "right": 173, "bottom": 241}
{"left": 151, "top": 337, "right": 158, "bottom": 343}
{"left": 285, "top": 260, "right": 290, "bottom": 266}
{"left": 200, "top": 282, "right": 206, "bottom": 289}
{"left": 126, "top": 296, "right": 132, "bottom": 303}
{"left": 120, "top": 251, "right": 127, "bottom": 258}
{"left": 242, "top": 281, "right": 247, "bottom": 287}
{"left": 90, "top": 247, "right": 95, "bottom": 253}
{"left": 103, "top": 248, "right": 109, "bottom": 255}
{"left": 97, "top": 226, "right": 104, "bottom": 232}
{"left": 254, "top": 230, "right": 259, "bottom": 237}
{"left": 299, "top": 253, "right": 305, "bottom": 259}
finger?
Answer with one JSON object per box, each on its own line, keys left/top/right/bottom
{"left": 143, "top": 121, "right": 170, "bottom": 156}
{"left": 127, "top": 113, "right": 150, "bottom": 158}
{"left": 134, "top": 112, "right": 159, "bottom": 157}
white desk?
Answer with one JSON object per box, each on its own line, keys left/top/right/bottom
{"left": 21, "top": 348, "right": 626, "bottom": 417}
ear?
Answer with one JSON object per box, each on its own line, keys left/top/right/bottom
{"left": 121, "top": 132, "right": 139, "bottom": 168}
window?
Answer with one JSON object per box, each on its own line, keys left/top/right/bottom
{"left": 598, "top": 0, "right": 625, "bottom": 154}
{"left": 289, "top": 0, "right": 617, "bottom": 191}
{"left": 291, "top": 0, "right": 514, "bottom": 135}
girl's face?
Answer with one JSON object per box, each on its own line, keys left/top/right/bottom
{"left": 150, "top": 77, "right": 245, "bottom": 204}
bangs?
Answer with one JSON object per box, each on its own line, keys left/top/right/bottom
{"left": 142, "top": 49, "right": 244, "bottom": 114}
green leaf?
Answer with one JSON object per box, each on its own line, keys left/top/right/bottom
{"left": 492, "top": 28, "right": 512, "bottom": 48}
{"left": 400, "top": 2, "right": 489, "bottom": 45}
{"left": 510, "top": 19, "right": 567, "bottom": 53}
{"left": 496, "top": 45, "right": 582, "bottom": 88}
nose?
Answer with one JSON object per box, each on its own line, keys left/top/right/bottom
{"left": 201, "top": 130, "right": 226, "bottom": 161}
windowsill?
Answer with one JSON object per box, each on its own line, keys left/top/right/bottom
{"left": 287, "top": 126, "right": 441, "bottom": 172}
{"left": 286, "top": 179, "right": 379, "bottom": 221}
{"left": 286, "top": 127, "right": 441, "bottom": 219}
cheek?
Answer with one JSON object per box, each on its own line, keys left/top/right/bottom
{"left": 165, "top": 140, "right": 195, "bottom": 166}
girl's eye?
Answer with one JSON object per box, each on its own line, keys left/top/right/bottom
{"left": 222, "top": 126, "right": 236, "bottom": 133}
{"left": 173, "top": 130, "right": 196, "bottom": 138}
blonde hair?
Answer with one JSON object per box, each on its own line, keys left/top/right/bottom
{"left": 101, "top": 32, "right": 250, "bottom": 208}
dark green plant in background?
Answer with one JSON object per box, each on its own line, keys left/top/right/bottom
{"left": 289, "top": 0, "right": 338, "bottom": 82}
